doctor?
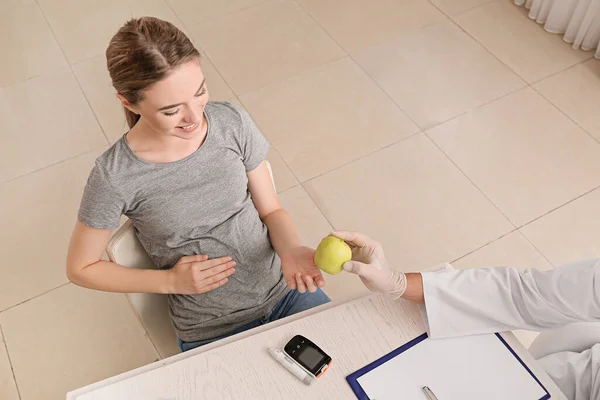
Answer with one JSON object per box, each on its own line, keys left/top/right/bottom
{"left": 331, "top": 231, "right": 600, "bottom": 400}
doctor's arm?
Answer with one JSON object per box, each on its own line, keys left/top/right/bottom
{"left": 332, "top": 231, "right": 600, "bottom": 339}
{"left": 418, "top": 260, "right": 600, "bottom": 339}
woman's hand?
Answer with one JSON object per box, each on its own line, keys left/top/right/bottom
{"left": 167, "top": 254, "right": 236, "bottom": 294}
{"left": 280, "top": 246, "right": 326, "bottom": 293}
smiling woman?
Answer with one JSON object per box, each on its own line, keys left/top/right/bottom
{"left": 121, "top": 60, "right": 210, "bottom": 164}
{"left": 66, "top": 16, "right": 330, "bottom": 354}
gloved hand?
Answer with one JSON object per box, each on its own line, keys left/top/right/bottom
{"left": 331, "top": 231, "right": 407, "bottom": 299}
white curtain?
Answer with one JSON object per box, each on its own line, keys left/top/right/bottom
{"left": 515, "top": 0, "right": 600, "bottom": 58}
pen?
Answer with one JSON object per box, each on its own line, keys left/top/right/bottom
{"left": 422, "top": 386, "right": 439, "bottom": 400}
{"left": 268, "top": 348, "right": 314, "bottom": 386}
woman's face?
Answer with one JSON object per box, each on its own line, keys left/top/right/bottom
{"left": 127, "top": 60, "right": 209, "bottom": 140}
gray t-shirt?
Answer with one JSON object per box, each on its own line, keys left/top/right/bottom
{"left": 78, "top": 101, "right": 289, "bottom": 342}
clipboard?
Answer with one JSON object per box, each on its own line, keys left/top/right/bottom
{"left": 346, "top": 332, "right": 550, "bottom": 400}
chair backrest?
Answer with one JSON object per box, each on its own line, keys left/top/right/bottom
{"left": 106, "top": 219, "right": 180, "bottom": 358}
{"left": 106, "top": 161, "right": 276, "bottom": 357}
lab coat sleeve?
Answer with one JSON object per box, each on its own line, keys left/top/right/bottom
{"left": 537, "top": 344, "right": 599, "bottom": 400}
{"left": 420, "top": 259, "right": 600, "bottom": 340}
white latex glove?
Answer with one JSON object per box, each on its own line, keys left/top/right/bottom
{"left": 331, "top": 231, "right": 407, "bottom": 299}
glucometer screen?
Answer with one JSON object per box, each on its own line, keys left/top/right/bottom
{"left": 297, "top": 346, "right": 326, "bottom": 370}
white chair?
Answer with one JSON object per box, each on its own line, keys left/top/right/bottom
{"left": 106, "top": 161, "right": 276, "bottom": 358}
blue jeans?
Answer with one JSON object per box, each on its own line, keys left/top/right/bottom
{"left": 178, "top": 288, "right": 330, "bottom": 352}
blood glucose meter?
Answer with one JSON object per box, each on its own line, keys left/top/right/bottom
{"left": 269, "top": 334, "right": 332, "bottom": 385}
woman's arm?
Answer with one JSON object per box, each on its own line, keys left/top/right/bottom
{"left": 67, "top": 221, "right": 236, "bottom": 294}
{"left": 247, "top": 161, "right": 325, "bottom": 292}
{"left": 67, "top": 221, "right": 174, "bottom": 293}
{"left": 246, "top": 161, "right": 301, "bottom": 253}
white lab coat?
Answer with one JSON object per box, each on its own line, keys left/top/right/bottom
{"left": 420, "top": 259, "right": 600, "bottom": 400}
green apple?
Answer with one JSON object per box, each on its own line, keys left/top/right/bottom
{"left": 314, "top": 236, "right": 352, "bottom": 275}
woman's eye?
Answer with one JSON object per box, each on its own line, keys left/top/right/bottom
{"left": 195, "top": 89, "right": 207, "bottom": 97}
{"left": 163, "top": 109, "right": 179, "bottom": 116}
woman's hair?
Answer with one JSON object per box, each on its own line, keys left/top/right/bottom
{"left": 106, "top": 17, "right": 201, "bottom": 128}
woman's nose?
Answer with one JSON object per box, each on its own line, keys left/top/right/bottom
{"left": 182, "top": 105, "right": 200, "bottom": 123}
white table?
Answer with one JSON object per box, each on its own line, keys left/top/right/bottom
{"left": 67, "top": 295, "right": 566, "bottom": 399}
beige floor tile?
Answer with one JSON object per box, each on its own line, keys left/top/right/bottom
{"left": 167, "top": 0, "right": 267, "bottom": 27}
{"left": 73, "top": 56, "right": 128, "bottom": 144}
{"left": 201, "top": 58, "right": 236, "bottom": 102}
{"left": 513, "top": 330, "right": 540, "bottom": 349}
{"left": 0, "top": 3, "right": 67, "bottom": 87}
{"left": 0, "top": 329, "right": 19, "bottom": 400}
{"left": 452, "top": 230, "right": 551, "bottom": 349}
{"left": 521, "top": 188, "right": 600, "bottom": 266}
{"left": 321, "top": 268, "right": 371, "bottom": 303}
{"left": 37, "top": 0, "right": 185, "bottom": 64}
{"left": 224, "top": 97, "right": 299, "bottom": 192}
{"left": 0, "top": 150, "right": 106, "bottom": 311}
{"left": 278, "top": 185, "right": 368, "bottom": 301}
{"left": 304, "top": 133, "right": 513, "bottom": 271}
{"left": 427, "top": 88, "right": 600, "bottom": 226}
{"left": 5, "top": 0, "right": 37, "bottom": 7}
{"left": 187, "top": 0, "right": 344, "bottom": 95}
{"left": 241, "top": 57, "right": 418, "bottom": 181}
{"left": 534, "top": 59, "right": 600, "bottom": 141}
{"left": 297, "top": 0, "right": 445, "bottom": 53}
{"left": 226, "top": 96, "right": 243, "bottom": 109}
{"left": 73, "top": 55, "right": 232, "bottom": 144}
{"left": 354, "top": 20, "right": 524, "bottom": 129}
{"left": 0, "top": 284, "right": 157, "bottom": 400}
{"left": 429, "top": 0, "right": 493, "bottom": 15}
{"left": 278, "top": 185, "right": 332, "bottom": 249}
{"left": 266, "top": 148, "right": 298, "bottom": 193}
{"left": 0, "top": 69, "right": 106, "bottom": 183}
{"left": 453, "top": 231, "right": 551, "bottom": 270}
{"left": 455, "top": 0, "right": 591, "bottom": 83}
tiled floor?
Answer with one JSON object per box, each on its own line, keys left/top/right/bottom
{"left": 1, "top": 0, "right": 599, "bottom": 398}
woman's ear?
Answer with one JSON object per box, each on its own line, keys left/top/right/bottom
{"left": 116, "top": 93, "right": 140, "bottom": 114}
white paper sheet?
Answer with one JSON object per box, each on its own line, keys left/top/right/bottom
{"left": 356, "top": 334, "right": 548, "bottom": 400}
